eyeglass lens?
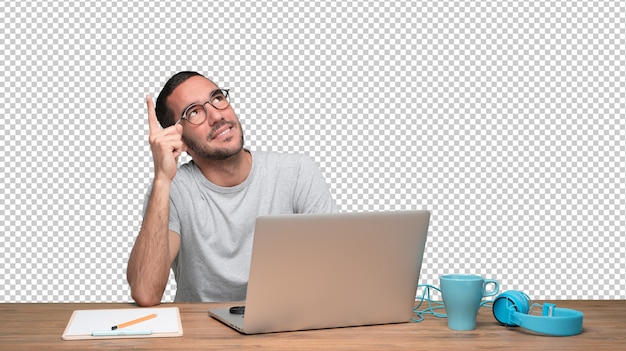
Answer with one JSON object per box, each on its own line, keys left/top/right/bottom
{"left": 183, "top": 89, "right": 230, "bottom": 124}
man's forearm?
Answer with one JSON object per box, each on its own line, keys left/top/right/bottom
{"left": 127, "top": 179, "right": 173, "bottom": 306}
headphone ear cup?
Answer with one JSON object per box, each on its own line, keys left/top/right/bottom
{"left": 492, "top": 290, "right": 531, "bottom": 326}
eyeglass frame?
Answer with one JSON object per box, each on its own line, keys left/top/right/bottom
{"left": 174, "top": 89, "right": 231, "bottom": 125}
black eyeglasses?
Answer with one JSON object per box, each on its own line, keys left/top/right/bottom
{"left": 175, "top": 89, "right": 230, "bottom": 125}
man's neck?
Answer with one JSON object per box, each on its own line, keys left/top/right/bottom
{"left": 195, "top": 149, "right": 252, "bottom": 187}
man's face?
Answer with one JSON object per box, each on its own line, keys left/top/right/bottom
{"left": 168, "top": 76, "right": 244, "bottom": 161}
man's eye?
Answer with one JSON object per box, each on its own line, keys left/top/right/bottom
{"left": 186, "top": 106, "right": 202, "bottom": 119}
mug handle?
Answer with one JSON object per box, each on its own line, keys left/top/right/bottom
{"left": 483, "top": 279, "right": 500, "bottom": 297}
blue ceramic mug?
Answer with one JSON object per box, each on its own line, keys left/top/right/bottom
{"left": 440, "top": 274, "right": 500, "bottom": 330}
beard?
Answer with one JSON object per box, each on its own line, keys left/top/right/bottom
{"left": 183, "top": 120, "right": 245, "bottom": 161}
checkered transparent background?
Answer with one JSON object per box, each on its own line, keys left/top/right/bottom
{"left": 1, "top": 1, "right": 624, "bottom": 302}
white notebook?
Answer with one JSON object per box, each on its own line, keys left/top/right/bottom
{"left": 62, "top": 307, "right": 183, "bottom": 340}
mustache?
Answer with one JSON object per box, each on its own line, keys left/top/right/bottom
{"left": 208, "top": 120, "right": 236, "bottom": 140}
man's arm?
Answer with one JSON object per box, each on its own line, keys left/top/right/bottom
{"left": 294, "top": 155, "right": 338, "bottom": 214}
{"left": 127, "top": 180, "right": 181, "bottom": 306}
{"left": 126, "top": 95, "right": 186, "bottom": 306}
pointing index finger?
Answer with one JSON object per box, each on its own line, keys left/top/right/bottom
{"left": 146, "top": 94, "right": 160, "bottom": 133}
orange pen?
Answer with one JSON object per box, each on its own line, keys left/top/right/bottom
{"left": 111, "top": 313, "right": 157, "bottom": 330}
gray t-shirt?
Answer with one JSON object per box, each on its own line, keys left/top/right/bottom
{"left": 150, "top": 150, "right": 337, "bottom": 302}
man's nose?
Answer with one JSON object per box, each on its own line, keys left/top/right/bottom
{"left": 203, "top": 102, "right": 224, "bottom": 126}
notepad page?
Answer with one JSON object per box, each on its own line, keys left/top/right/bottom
{"left": 64, "top": 307, "right": 181, "bottom": 336}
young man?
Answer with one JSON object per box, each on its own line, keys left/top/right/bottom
{"left": 127, "top": 71, "right": 337, "bottom": 306}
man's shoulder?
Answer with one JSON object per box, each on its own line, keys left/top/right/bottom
{"left": 177, "top": 160, "right": 197, "bottom": 172}
{"left": 252, "top": 150, "right": 311, "bottom": 165}
{"left": 172, "top": 160, "right": 198, "bottom": 185}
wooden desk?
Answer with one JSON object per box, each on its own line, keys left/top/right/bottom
{"left": 1, "top": 301, "right": 624, "bottom": 350}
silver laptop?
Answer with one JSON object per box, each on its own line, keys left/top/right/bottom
{"left": 208, "top": 210, "right": 430, "bottom": 334}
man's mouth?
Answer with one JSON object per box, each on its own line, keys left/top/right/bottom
{"left": 210, "top": 122, "right": 234, "bottom": 140}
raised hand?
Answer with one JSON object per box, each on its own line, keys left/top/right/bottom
{"left": 146, "top": 95, "right": 187, "bottom": 181}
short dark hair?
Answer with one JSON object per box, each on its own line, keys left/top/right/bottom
{"left": 155, "top": 71, "right": 204, "bottom": 127}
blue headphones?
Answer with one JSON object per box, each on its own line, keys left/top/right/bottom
{"left": 491, "top": 290, "right": 584, "bottom": 336}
